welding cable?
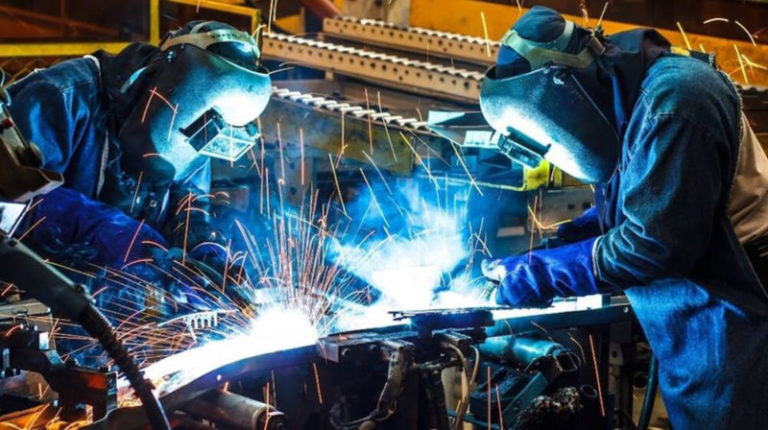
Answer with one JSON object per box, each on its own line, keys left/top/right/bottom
{"left": 446, "top": 344, "right": 469, "bottom": 395}
{"left": 445, "top": 345, "right": 469, "bottom": 430}
{"left": 451, "top": 347, "right": 481, "bottom": 430}
{"left": 0, "top": 238, "right": 171, "bottom": 430}
{"left": 78, "top": 305, "right": 171, "bottom": 430}
{"left": 637, "top": 354, "right": 659, "bottom": 430}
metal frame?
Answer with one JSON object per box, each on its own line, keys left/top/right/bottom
{"left": 262, "top": 32, "right": 483, "bottom": 103}
{"left": 86, "top": 299, "right": 634, "bottom": 429}
{"left": 323, "top": 16, "right": 499, "bottom": 65}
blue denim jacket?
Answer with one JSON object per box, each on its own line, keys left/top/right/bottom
{"left": 594, "top": 54, "right": 768, "bottom": 429}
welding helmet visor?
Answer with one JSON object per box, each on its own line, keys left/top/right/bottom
{"left": 480, "top": 64, "right": 620, "bottom": 184}
{"left": 119, "top": 24, "right": 271, "bottom": 181}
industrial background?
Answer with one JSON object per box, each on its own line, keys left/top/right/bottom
{"left": 0, "top": 1, "right": 766, "bottom": 429}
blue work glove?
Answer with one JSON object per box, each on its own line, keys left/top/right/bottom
{"left": 26, "top": 187, "right": 167, "bottom": 268}
{"left": 485, "top": 237, "right": 602, "bottom": 308}
{"left": 24, "top": 188, "right": 213, "bottom": 311}
{"left": 557, "top": 207, "right": 601, "bottom": 243}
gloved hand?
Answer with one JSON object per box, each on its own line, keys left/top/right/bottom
{"left": 186, "top": 242, "right": 255, "bottom": 307}
{"left": 557, "top": 207, "right": 602, "bottom": 243}
{"left": 483, "top": 237, "right": 603, "bottom": 308}
{"left": 27, "top": 187, "right": 168, "bottom": 268}
{"left": 25, "top": 187, "right": 213, "bottom": 312}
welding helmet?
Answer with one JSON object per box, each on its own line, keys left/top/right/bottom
{"left": 479, "top": 6, "right": 620, "bottom": 184}
{"left": 118, "top": 21, "right": 271, "bottom": 181}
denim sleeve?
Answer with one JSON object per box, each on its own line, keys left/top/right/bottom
{"left": 7, "top": 79, "right": 83, "bottom": 173}
{"left": 594, "top": 114, "right": 725, "bottom": 287}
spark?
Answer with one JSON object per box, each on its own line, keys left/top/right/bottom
{"left": 399, "top": 132, "right": 438, "bottom": 187}
{"left": 596, "top": 2, "right": 609, "bottom": 28}
{"left": 703, "top": 17, "right": 729, "bottom": 25}
{"left": 676, "top": 22, "right": 693, "bottom": 51}
{"left": 376, "top": 91, "right": 397, "bottom": 161}
{"left": 141, "top": 87, "right": 177, "bottom": 124}
{"left": 277, "top": 122, "right": 286, "bottom": 180}
{"left": 312, "top": 362, "right": 324, "bottom": 404}
{"left": 364, "top": 88, "right": 375, "bottom": 155}
{"left": 17, "top": 197, "right": 43, "bottom": 226}
{"left": 588, "top": 334, "right": 606, "bottom": 417}
{"left": 328, "top": 154, "right": 349, "bottom": 217}
{"left": 123, "top": 219, "right": 145, "bottom": 264}
{"left": 449, "top": 142, "right": 483, "bottom": 196}
{"left": 182, "top": 192, "right": 192, "bottom": 265}
{"left": 735, "top": 44, "right": 749, "bottom": 84}
{"left": 166, "top": 103, "right": 179, "bottom": 142}
{"left": 0, "top": 283, "right": 14, "bottom": 296}
{"left": 17, "top": 215, "right": 45, "bottom": 242}
{"left": 338, "top": 111, "right": 346, "bottom": 168}
{"left": 361, "top": 151, "right": 394, "bottom": 195}
{"left": 480, "top": 12, "right": 492, "bottom": 58}
{"left": 742, "top": 55, "right": 768, "bottom": 71}
{"left": 300, "top": 128, "right": 306, "bottom": 186}
{"left": 141, "top": 240, "right": 168, "bottom": 252}
{"left": 568, "top": 333, "right": 587, "bottom": 363}
{"left": 4, "top": 324, "right": 20, "bottom": 338}
{"left": 735, "top": 21, "right": 757, "bottom": 46}
{"left": 129, "top": 171, "right": 144, "bottom": 214}
{"left": 359, "top": 168, "right": 389, "bottom": 227}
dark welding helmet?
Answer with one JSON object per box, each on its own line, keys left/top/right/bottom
{"left": 118, "top": 21, "right": 271, "bottom": 181}
{"left": 479, "top": 7, "right": 620, "bottom": 184}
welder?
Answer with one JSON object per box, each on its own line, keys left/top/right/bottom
{"left": 481, "top": 6, "right": 768, "bottom": 429}
{"left": 5, "top": 21, "right": 271, "bottom": 310}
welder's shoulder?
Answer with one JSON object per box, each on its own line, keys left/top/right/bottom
{"left": 8, "top": 57, "right": 101, "bottom": 99}
{"left": 635, "top": 54, "right": 739, "bottom": 127}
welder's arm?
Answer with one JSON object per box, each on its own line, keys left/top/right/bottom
{"left": 6, "top": 76, "right": 88, "bottom": 173}
{"left": 557, "top": 206, "right": 601, "bottom": 242}
{"left": 24, "top": 187, "right": 169, "bottom": 268}
{"left": 491, "top": 237, "right": 602, "bottom": 307}
{"left": 594, "top": 114, "right": 721, "bottom": 287}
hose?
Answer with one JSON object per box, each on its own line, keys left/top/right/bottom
{"left": 636, "top": 354, "right": 658, "bottom": 430}
{"left": 0, "top": 238, "right": 171, "bottom": 429}
{"left": 449, "top": 346, "right": 480, "bottom": 430}
{"left": 79, "top": 305, "right": 171, "bottom": 430}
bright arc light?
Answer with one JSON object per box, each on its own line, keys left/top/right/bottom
{"left": 138, "top": 308, "right": 318, "bottom": 395}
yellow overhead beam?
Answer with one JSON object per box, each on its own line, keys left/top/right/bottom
{"left": 0, "top": 42, "right": 133, "bottom": 57}
{"left": 410, "top": 0, "right": 768, "bottom": 86}
{"left": 0, "top": 0, "right": 259, "bottom": 58}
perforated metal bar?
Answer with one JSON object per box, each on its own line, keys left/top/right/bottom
{"left": 322, "top": 16, "right": 499, "bottom": 66}
{"left": 262, "top": 33, "right": 483, "bottom": 103}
